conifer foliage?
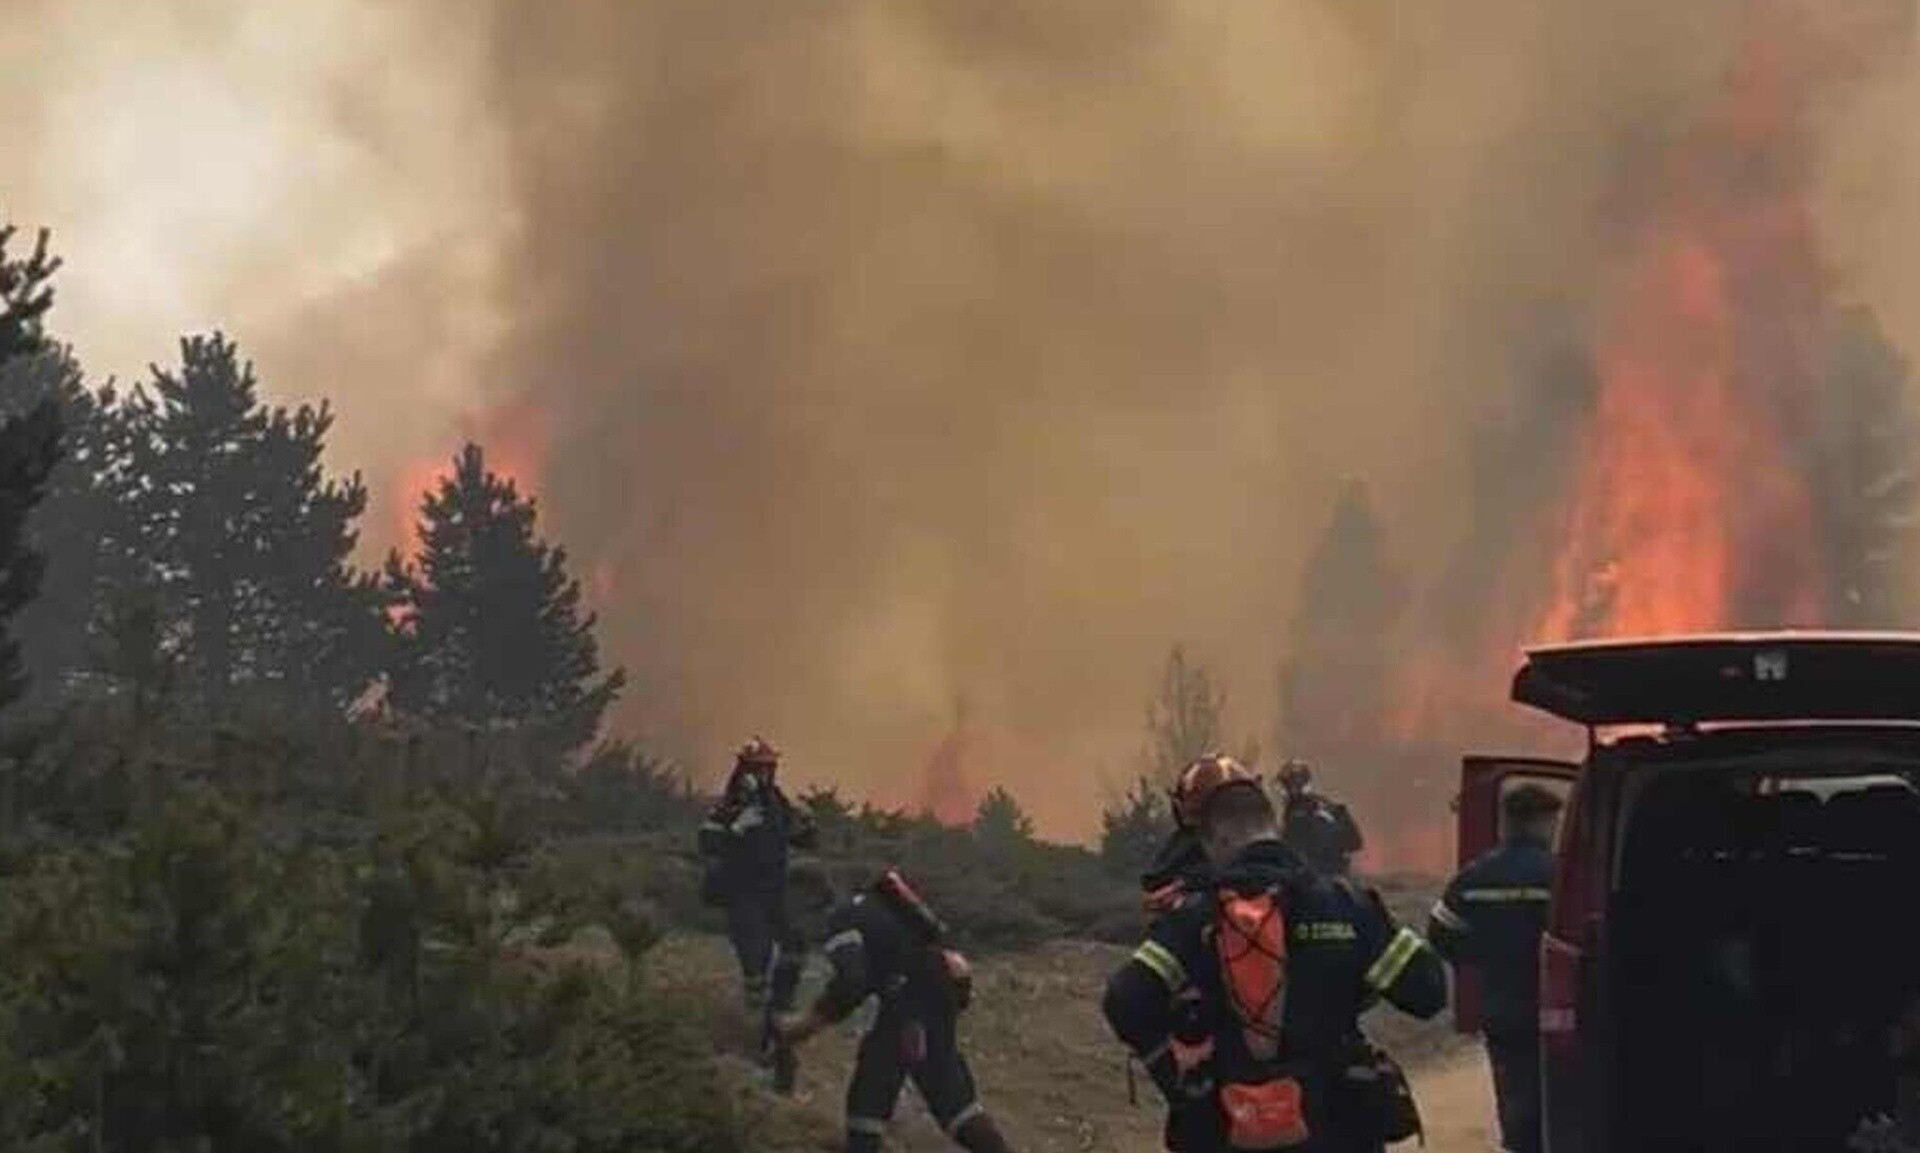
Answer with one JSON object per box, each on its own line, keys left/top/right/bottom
{"left": 385, "top": 444, "right": 624, "bottom": 754}
{"left": 122, "top": 334, "right": 385, "bottom": 712}
{"left": 0, "top": 224, "right": 64, "bottom": 710}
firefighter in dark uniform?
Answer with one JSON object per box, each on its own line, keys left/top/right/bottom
{"left": 1141, "top": 757, "right": 1225, "bottom": 917}
{"left": 1135, "top": 758, "right": 1234, "bottom": 1146}
{"left": 772, "top": 868, "right": 1016, "bottom": 1153}
{"left": 699, "top": 737, "right": 816, "bottom": 1014}
{"left": 1426, "top": 783, "right": 1562, "bottom": 1153}
{"left": 1277, "top": 759, "right": 1364, "bottom": 878}
{"left": 1104, "top": 756, "right": 1445, "bottom": 1152}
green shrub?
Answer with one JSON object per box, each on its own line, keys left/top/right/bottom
{"left": 0, "top": 726, "right": 745, "bottom": 1152}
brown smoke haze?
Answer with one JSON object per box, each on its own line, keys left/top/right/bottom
{"left": 7, "top": 0, "right": 1919, "bottom": 838}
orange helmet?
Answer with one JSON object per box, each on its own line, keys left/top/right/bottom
{"left": 1171, "top": 753, "right": 1258, "bottom": 828}
{"left": 737, "top": 736, "right": 780, "bottom": 767}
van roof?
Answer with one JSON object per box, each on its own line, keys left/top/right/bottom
{"left": 1512, "top": 631, "right": 1920, "bottom": 728}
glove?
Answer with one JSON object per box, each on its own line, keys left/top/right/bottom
{"left": 941, "top": 949, "right": 974, "bottom": 1012}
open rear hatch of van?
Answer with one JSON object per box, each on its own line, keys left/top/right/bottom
{"left": 1512, "top": 633, "right": 1920, "bottom": 1151}
{"left": 1512, "top": 631, "right": 1920, "bottom": 728}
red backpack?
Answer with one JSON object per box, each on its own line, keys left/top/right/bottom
{"left": 1211, "top": 883, "right": 1310, "bottom": 1150}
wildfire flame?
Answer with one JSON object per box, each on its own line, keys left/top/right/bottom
{"left": 1366, "top": 0, "right": 1904, "bottom": 875}
{"left": 1534, "top": 14, "right": 1843, "bottom": 644}
{"left": 385, "top": 397, "right": 552, "bottom": 557}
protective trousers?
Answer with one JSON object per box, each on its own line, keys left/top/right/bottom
{"left": 726, "top": 886, "right": 800, "bottom": 1011}
{"left": 845, "top": 1007, "right": 1009, "bottom": 1153}
{"left": 1485, "top": 1031, "right": 1542, "bottom": 1153}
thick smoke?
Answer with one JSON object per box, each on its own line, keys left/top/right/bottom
{"left": 12, "top": 0, "right": 1920, "bottom": 837}
{"left": 457, "top": 0, "right": 1767, "bottom": 831}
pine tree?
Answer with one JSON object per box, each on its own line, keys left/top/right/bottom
{"left": 972, "top": 786, "right": 1035, "bottom": 853}
{"left": 246, "top": 398, "right": 388, "bottom": 708}
{"left": 0, "top": 224, "right": 64, "bottom": 710}
{"left": 1100, "top": 644, "right": 1256, "bottom": 877}
{"left": 1278, "top": 478, "right": 1404, "bottom": 761}
{"left": 123, "top": 333, "right": 384, "bottom": 712}
{"left": 0, "top": 347, "right": 133, "bottom": 703}
{"left": 1144, "top": 644, "right": 1246, "bottom": 782}
{"left": 1815, "top": 306, "right": 1919, "bottom": 627}
{"left": 385, "top": 443, "right": 624, "bottom": 755}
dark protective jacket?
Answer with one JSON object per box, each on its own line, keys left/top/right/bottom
{"left": 699, "top": 768, "right": 815, "bottom": 895}
{"left": 1140, "top": 825, "right": 1212, "bottom": 914}
{"left": 815, "top": 889, "right": 962, "bottom": 1024}
{"left": 1426, "top": 834, "right": 1554, "bottom": 1039}
{"left": 1281, "top": 793, "right": 1364, "bottom": 877}
{"left": 1104, "top": 838, "right": 1446, "bottom": 1127}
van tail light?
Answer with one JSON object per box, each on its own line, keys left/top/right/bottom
{"left": 1539, "top": 932, "right": 1582, "bottom": 1050}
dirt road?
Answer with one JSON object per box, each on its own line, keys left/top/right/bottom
{"left": 1403, "top": 1045, "right": 1498, "bottom": 1152}
{"left": 653, "top": 932, "right": 1500, "bottom": 1151}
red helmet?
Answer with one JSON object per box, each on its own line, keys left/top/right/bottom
{"left": 737, "top": 736, "right": 780, "bottom": 767}
{"left": 1171, "top": 753, "right": 1258, "bottom": 828}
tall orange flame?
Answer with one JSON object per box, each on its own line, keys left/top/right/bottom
{"left": 1365, "top": 2, "right": 1900, "bottom": 873}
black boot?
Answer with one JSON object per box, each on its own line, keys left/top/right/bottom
{"left": 953, "top": 1113, "right": 1015, "bottom": 1153}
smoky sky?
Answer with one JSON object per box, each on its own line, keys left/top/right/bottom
{"left": 10, "top": 0, "right": 1920, "bottom": 836}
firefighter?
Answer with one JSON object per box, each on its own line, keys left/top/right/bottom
{"left": 1425, "top": 783, "right": 1563, "bottom": 1153}
{"left": 1140, "top": 758, "right": 1224, "bottom": 917}
{"left": 1104, "top": 755, "right": 1445, "bottom": 1152}
{"left": 772, "top": 868, "right": 1016, "bottom": 1153}
{"left": 699, "top": 736, "right": 817, "bottom": 1014}
{"left": 1277, "top": 759, "right": 1364, "bottom": 879}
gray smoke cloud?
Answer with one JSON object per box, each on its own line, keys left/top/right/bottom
{"left": 11, "top": 0, "right": 1920, "bottom": 837}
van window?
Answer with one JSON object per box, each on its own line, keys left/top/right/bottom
{"left": 1757, "top": 773, "right": 1915, "bottom": 799}
{"left": 1607, "top": 761, "right": 1920, "bottom": 1149}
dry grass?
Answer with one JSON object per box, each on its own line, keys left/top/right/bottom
{"left": 641, "top": 887, "right": 1461, "bottom": 1153}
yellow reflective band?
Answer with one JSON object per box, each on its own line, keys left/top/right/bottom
{"left": 1460, "top": 887, "right": 1551, "bottom": 903}
{"left": 1365, "top": 927, "right": 1425, "bottom": 992}
{"left": 1292, "top": 920, "right": 1359, "bottom": 943}
{"left": 1429, "top": 901, "right": 1469, "bottom": 933}
{"left": 1133, "top": 940, "right": 1188, "bottom": 990}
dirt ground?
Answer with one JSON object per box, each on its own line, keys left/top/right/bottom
{"left": 648, "top": 932, "right": 1499, "bottom": 1152}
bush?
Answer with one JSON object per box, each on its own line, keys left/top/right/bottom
{"left": 1099, "top": 772, "right": 1171, "bottom": 881}
{"left": 553, "top": 740, "right": 701, "bottom": 834}
{"left": 971, "top": 786, "right": 1035, "bottom": 855}
{"left": 0, "top": 718, "right": 745, "bottom": 1151}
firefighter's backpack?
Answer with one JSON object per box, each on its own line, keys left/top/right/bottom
{"left": 1211, "top": 882, "right": 1310, "bottom": 1150}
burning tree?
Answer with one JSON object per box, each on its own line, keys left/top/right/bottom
{"left": 385, "top": 443, "right": 624, "bottom": 756}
